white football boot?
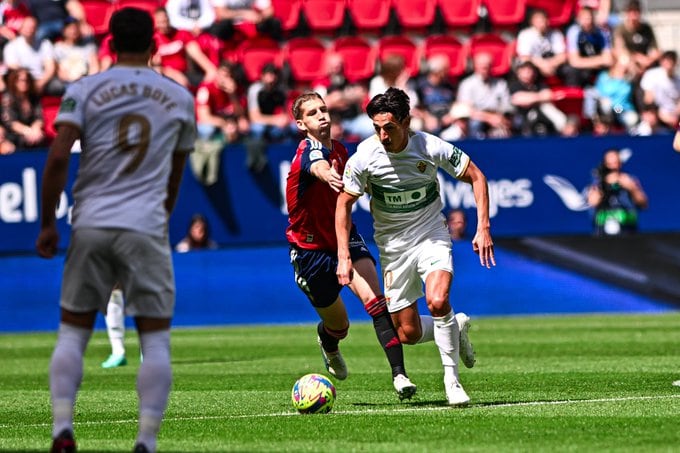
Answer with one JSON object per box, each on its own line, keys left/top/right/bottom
{"left": 445, "top": 376, "right": 470, "bottom": 406}
{"left": 393, "top": 374, "right": 417, "bottom": 400}
{"left": 455, "top": 312, "right": 476, "bottom": 368}
{"left": 317, "top": 336, "right": 348, "bottom": 380}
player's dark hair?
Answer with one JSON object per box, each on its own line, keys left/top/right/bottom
{"left": 110, "top": 7, "right": 154, "bottom": 54}
{"left": 366, "top": 87, "right": 411, "bottom": 122}
{"left": 291, "top": 92, "right": 324, "bottom": 120}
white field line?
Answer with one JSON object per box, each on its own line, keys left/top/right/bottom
{"left": 2, "top": 394, "right": 680, "bottom": 430}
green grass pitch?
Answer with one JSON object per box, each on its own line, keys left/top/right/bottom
{"left": 1, "top": 313, "right": 679, "bottom": 452}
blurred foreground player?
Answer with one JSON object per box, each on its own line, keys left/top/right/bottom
{"left": 36, "top": 7, "right": 196, "bottom": 453}
{"left": 285, "top": 92, "right": 417, "bottom": 400}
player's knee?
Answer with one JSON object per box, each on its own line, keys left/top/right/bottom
{"left": 426, "top": 293, "right": 450, "bottom": 315}
{"left": 398, "top": 325, "right": 421, "bottom": 345}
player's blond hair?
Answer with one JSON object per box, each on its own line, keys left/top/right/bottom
{"left": 291, "top": 92, "right": 324, "bottom": 120}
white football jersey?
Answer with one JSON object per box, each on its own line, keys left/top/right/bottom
{"left": 55, "top": 66, "right": 196, "bottom": 237}
{"left": 343, "top": 131, "right": 470, "bottom": 249}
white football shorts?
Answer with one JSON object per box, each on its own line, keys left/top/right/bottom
{"left": 60, "top": 228, "right": 175, "bottom": 318}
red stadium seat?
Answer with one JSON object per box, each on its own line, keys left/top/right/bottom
{"left": 377, "top": 35, "right": 421, "bottom": 77}
{"left": 421, "top": 35, "right": 468, "bottom": 79}
{"left": 301, "top": 0, "right": 347, "bottom": 33}
{"left": 467, "top": 33, "right": 515, "bottom": 77}
{"left": 392, "top": 0, "right": 437, "bottom": 31}
{"left": 331, "top": 36, "right": 376, "bottom": 83}
{"left": 284, "top": 37, "right": 328, "bottom": 84}
{"left": 81, "top": 0, "right": 115, "bottom": 39}
{"left": 237, "top": 37, "right": 283, "bottom": 82}
{"left": 525, "top": 0, "right": 577, "bottom": 27}
{"left": 271, "top": 0, "right": 302, "bottom": 33}
{"left": 482, "top": 0, "right": 526, "bottom": 28}
{"left": 436, "top": 0, "right": 481, "bottom": 30}
{"left": 346, "top": 0, "right": 393, "bottom": 33}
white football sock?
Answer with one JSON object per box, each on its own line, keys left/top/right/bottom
{"left": 50, "top": 323, "right": 91, "bottom": 438}
{"left": 105, "top": 289, "right": 126, "bottom": 356}
{"left": 433, "top": 311, "right": 460, "bottom": 379}
{"left": 417, "top": 315, "right": 435, "bottom": 343}
{"left": 136, "top": 330, "right": 172, "bottom": 452}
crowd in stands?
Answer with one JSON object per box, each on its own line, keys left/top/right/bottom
{"left": 0, "top": 0, "right": 679, "bottom": 156}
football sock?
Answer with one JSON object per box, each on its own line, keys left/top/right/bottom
{"left": 417, "top": 315, "right": 435, "bottom": 344}
{"left": 105, "top": 289, "right": 126, "bottom": 356}
{"left": 317, "top": 321, "right": 347, "bottom": 353}
{"left": 433, "top": 311, "right": 460, "bottom": 376}
{"left": 365, "top": 296, "right": 405, "bottom": 378}
{"left": 136, "top": 330, "right": 172, "bottom": 453}
{"left": 49, "top": 323, "right": 91, "bottom": 438}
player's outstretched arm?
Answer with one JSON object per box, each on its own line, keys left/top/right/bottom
{"left": 460, "top": 160, "right": 496, "bottom": 269}
{"left": 336, "top": 191, "right": 358, "bottom": 285}
{"left": 36, "top": 124, "right": 80, "bottom": 258}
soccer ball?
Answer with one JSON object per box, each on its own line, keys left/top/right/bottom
{"left": 291, "top": 373, "right": 336, "bottom": 414}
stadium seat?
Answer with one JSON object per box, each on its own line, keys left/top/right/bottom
{"left": 41, "top": 96, "right": 62, "bottom": 141}
{"left": 346, "top": 0, "right": 393, "bottom": 33}
{"left": 436, "top": 0, "right": 481, "bottom": 30}
{"left": 237, "top": 37, "right": 283, "bottom": 82}
{"left": 392, "top": 0, "right": 437, "bottom": 31}
{"left": 81, "top": 0, "right": 115, "bottom": 39}
{"left": 115, "top": 0, "right": 163, "bottom": 17}
{"left": 331, "top": 36, "right": 377, "bottom": 83}
{"left": 467, "top": 33, "right": 515, "bottom": 77}
{"left": 301, "top": 0, "right": 347, "bottom": 33}
{"left": 551, "top": 86, "right": 585, "bottom": 124}
{"left": 525, "top": 0, "right": 577, "bottom": 27}
{"left": 482, "top": 0, "right": 526, "bottom": 28}
{"left": 421, "top": 35, "right": 468, "bottom": 79}
{"left": 377, "top": 35, "right": 421, "bottom": 77}
{"left": 283, "top": 37, "right": 328, "bottom": 84}
{"left": 271, "top": 0, "right": 302, "bottom": 34}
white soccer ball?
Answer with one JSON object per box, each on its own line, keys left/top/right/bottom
{"left": 291, "top": 373, "right": 336, "bottom": 414}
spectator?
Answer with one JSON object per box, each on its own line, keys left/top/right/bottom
{"left": 3, "top": 16, "right": 61, "bottom": 95}
{"left": 612, "top": 0, "right": 659, "bottom": 79}
{"left": 588, "top": 56, "right": 639, "bottom": 132}
{"left": 1, "top": 68, "right": 46, "bottom": 149}
{"left": 564, "top": 7, "right": 614, "bottom": 87}
{"left": 152, "top": 7, "right": 217, "bottom": 88}
{"left": 587, "top": 148, "right": 647, "bottom": 236}
{"left": 516, "top": 8, "right": 568, "bottom": 81}
{"left": 211, "top": 0, "right": 282, "bottom": 42}
{"left": 630, "top": 103, "right": 669, "bottom": 136}
{"left": 0, "top": 125, "right": 16, "bottom": 154}
{"left": 53, "top": 16, "right": 99, "bottom": 87}
{"left": 578, "top": 0, "right": 612, "bottom": 28}
{"left": 446, "top": 209, "right": 467, "bottom": 241}
{"left": 175, "top": 214, "right": 218, "bottom": 252}
{"left": 23, "top": 0, "right": 92, "bottom": 43}
{"left": 369, "top": 54, "right": 419, "bottom": 113}
{"left": 509, "top": 60, "right": 568, "bottom": 137}
{"left": 312, "top": 52, "right": 373, "bottom": 141}
{"left": 440, "top": 103, "right": 471, "bottom": 142}
{"left": 165, "top": 0, "right": 216, "bottom": 36}
{"left": 246, "top": 62, "right": 295, "bottom": 171}
{"left": 456, "top": 52, "right": 513, "bottom": 139}
{"left": 0, "top": 0, "right": 31, "bottom": 52}
{"left": 414, "top": 54, "right": 457, "bottom": 136}
{"left": 639, "top": 50, "right": 680, "bottom": 130}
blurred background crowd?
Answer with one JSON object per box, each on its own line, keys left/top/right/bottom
{"left": 0, "top": 0, "right": 679, "bottom": 156}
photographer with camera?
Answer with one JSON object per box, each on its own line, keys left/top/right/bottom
{"left": 587, "top": 148, "right": 648, "bottom": 236}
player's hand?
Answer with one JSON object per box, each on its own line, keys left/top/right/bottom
{"left": 36, "top": 226, "right": 59, "bottom": 258}
{"left": 326, "top": 159, "right": 343, "bottom": 192}
{"left": 336, "top": 257, "right": 354, "bottom": 286}
{"left": 472, "top": 228, "right": 496, "bottom": 269}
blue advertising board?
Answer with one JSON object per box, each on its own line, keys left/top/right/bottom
{"left": 0, "top": 134, "right": 678, "bottom": 254}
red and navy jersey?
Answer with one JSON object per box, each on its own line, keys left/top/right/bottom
{"left": 286, "top": 138, "right": 349, "bottom": 250}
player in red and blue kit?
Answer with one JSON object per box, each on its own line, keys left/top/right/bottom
{"left": 285, "top": 92, "right": 416, "bottom": 399}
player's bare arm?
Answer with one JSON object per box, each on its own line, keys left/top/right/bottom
{"left": 673, "top": 130, "right": 680, "bottom": 152}
{"left": 310, "top": 159, "right": 343, "bottom": 193}
{"left": 36, "top": 124, "right": 80, "bottom": 258}
{"left": 459, "top": 160, "right": 496, "bottom": 269}
{"left": 336, "top": 191, "right": 358, "bottom": 285}
{"left": 165, "top": 152, "right": 189, "bottom": 215}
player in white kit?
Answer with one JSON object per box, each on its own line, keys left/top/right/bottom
{"left": 336, "top": 88, "right": 495, "bottom": 406}
{"left": 36, "top": 8, "right": 196, "bottom": 453}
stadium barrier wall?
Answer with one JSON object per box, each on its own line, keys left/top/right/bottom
{"left": 1, "top": 134, "right": 679, "bottom": 255}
